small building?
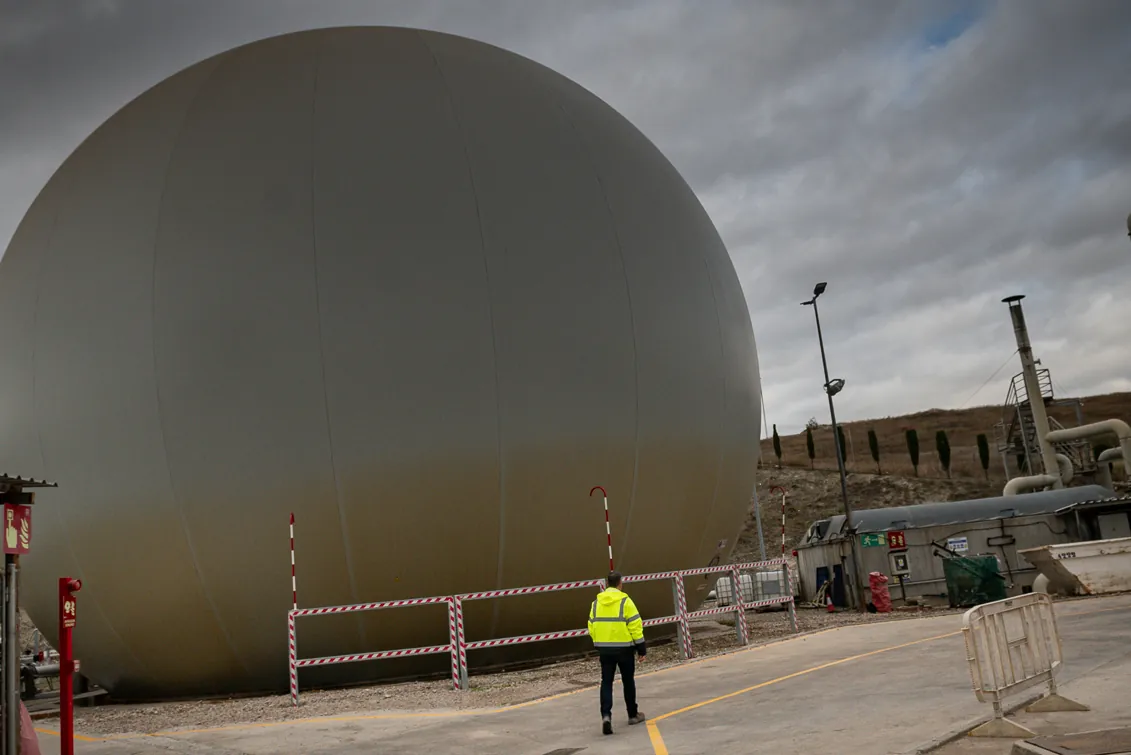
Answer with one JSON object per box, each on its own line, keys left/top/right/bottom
{"left": 795, "top": 484, "right": 1131, "bottom": 606}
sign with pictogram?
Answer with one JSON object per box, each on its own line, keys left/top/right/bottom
{"left": 62, "top": 597, "right": 77, "bottom": 628}
{"left": 860, "top": 533, "right": 885, "bottom": 548}
{"left": 2, "top": 503, "right": 31, "bottom": 555}
{"left": 889, "top": 550, "right": 911, "bottom": 578}
{"left": 887, "top": 530, "right": 906, "bottom": 550}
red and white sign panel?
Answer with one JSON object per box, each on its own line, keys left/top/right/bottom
{"left": 887, "top": 530, "right": 906, "bottom": 550}
{"left": 2, "top": 504, "right": 31, "bottom": 555}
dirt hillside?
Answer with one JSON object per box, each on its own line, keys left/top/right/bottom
{"left": 731, "top": 466, "right": 1001, "bottom": 562}
{"left": 761, "top": 391, "right": 1131, "bottom": 480}
{"left": 736, "top": 389, "right": 1131, "bottom": 561}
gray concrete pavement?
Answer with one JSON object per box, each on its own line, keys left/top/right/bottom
{"left": 934, "top": 635, "right": 1131, "bottom": 755}
{"left": 33, "top": 594, "right": 1131, "bottom": 755}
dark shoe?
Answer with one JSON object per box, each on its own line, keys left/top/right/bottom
{"left": 628, "top": 712, "right": 646, "bottom": 725}
{"left": 602, "top": 716, "right": 613, "bottom": 735}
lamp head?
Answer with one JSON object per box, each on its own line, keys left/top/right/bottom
{"left": 813, "top": 281, "right": 827, "bottom": 297}
{"left": 825, "top": 378, "right": 845, "bottom": 397}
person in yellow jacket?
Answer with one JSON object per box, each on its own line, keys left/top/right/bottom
{"left": 587, "top": 570, "right": 646, "bottom": 735}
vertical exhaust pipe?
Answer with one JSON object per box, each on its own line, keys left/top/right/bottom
{"left": 1003, "top": 295, "right": 1062, "bottom": 489}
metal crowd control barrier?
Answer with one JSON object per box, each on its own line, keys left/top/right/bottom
{"left": 288, "top": 557, "right": 798, "bottom": 705}
{"left": 961, "top": 592, "right": 1089, "bottom": 737}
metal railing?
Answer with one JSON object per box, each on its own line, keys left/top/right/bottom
{"left": 288, "top": 557, "right": 798, "bottom": 705}
{"left": 961, "top": 593, "right": 1062, "bottom": 721}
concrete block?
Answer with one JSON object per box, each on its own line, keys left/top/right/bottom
{"left": 1013, "top": 726, "right": 1131, "bottom": 755}
{"left": 1026, "top": 693, "right": 1091, "bottom": 713}
{"left": 969, "top": 717, "right": 1037, "bottom": 738}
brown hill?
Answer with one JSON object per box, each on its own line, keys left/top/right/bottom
{"left": 732, "top": 467, "right": 1002, "bottom": 563}
{"left": 760, "top": 391, "right": 1131, "bottom": 481}
{"left": 732, "top": 391, "right": 1131, "bottom": 562}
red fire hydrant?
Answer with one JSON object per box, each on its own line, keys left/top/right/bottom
{"left": 869, "top": 571, "right": 892, "bottom": 613}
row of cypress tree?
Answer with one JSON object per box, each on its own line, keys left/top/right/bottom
{"left": 770, "top": 423, "right": 994, "bottom": 479}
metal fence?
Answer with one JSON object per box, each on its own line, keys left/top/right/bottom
{"left": 961, "top": 592, "right": 1063, "bottom": 722}
{"left": 288, "top": 557, "right": 798, "bottom": 705}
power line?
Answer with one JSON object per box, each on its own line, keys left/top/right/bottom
{"left": 958, "top": 349, "right": 1019, "bottom": 409}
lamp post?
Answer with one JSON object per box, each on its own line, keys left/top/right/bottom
{"left": 802, "top": 282, "right": 863, "bottom": 611}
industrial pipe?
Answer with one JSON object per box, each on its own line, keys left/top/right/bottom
{"left": 1003, "top": 296, "right": 1062, "bottom": 486}
{"left": 1003, "top": 474, "right": 1060, "bottom": 496}
{"left": 1097, "top": 447, "right": 1123, "bottom": 490}
{"left": 1047, "top": 419, "right": 1131, "bottom": 488}
{"left": 1055, "top": 453, "right": 1074, "bottom": 485}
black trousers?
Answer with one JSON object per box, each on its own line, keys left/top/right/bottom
{"left": 598, "top": 650, "right": 638, "bottom": 719}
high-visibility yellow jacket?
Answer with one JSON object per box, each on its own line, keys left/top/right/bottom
{"left": 587, "top": 587, "right": 646, "bottom": 654}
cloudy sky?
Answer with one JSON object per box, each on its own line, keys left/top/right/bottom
{"left": 2, "top": 0, "right": 1129, "bottom": 435}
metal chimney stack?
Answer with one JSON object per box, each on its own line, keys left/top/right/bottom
{"left": 1002, "top": 295, "right": 1062, "bottom": 487}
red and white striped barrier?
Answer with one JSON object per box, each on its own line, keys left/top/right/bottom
{"left": 622, "top": 570, "right": 678, "bottom": 583}
{"left": 457, "top": 580, "right": 604, "bottom": 602}
{"left": 288, "top": 596, "right": 457, "bottom": 706}
{"left": 297, "top": 644, "right": 449, "bottom": 667}
{"left": 286, "top": 556, "right": 798, "bottom": 704}
{"left": 465, "top": 628, "right": 590, "bottom": 651}
{"left": 678, "top": 557, "right": 787, "bottom": 578}
{"left": 292, "top": 596, "right": 450, "bottom": 617}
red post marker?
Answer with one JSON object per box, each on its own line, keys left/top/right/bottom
{"left": 770, "top": 486, "right": 788, "bottom": 557}
{"left": 289, "top": 513, "right": 297, "bottom": 611}
{"left": 59, "top": 577, "right": 82, "bottom": 755}
{"left": 589, "top": 486, "right": 613, "bottom": 571}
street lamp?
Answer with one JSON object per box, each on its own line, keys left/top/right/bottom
{"left": 801, "top": 282, "right": 862, "bottom": 611}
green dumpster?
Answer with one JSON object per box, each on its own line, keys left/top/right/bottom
{"left": 942, "top": 554, "right": 1007, "bottom": 608}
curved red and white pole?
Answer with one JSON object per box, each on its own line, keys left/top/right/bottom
{"left": 769, "top": 486, "right": 788, "bottom": 558}
{"left": 589, "top": 486, "right": 613, "bottom": 571}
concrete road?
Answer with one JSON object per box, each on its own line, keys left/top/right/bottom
{"left": 34, "top": 594, "right": 1131, "bottom": 755}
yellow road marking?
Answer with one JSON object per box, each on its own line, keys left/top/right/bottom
{"left": 33, "top": 599, "right": 1130, "bottom": 745}
{"left": 646, "top": 630, "right": 961, "bottom": 754}
{"left": 33, "top": 625, "right": 851, "bottom": 742}
{"left": 646, "top": 718, "right": 670, "bottom": 755}
{"left": 645, "top": 599, "right": 1131, "bottom": 754}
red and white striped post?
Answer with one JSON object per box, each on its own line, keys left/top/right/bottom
{"left": 589, "top": 486, "right": 613, "bottom": 571}
{"left": 769, "top": 486, "right": 788, "bottom": 557}
{"left": 447, "top": 597, "right": 465, "bottom": 691}
{"left": 288, "top": 610, "right": 298, "bottom": 706}
{"left": 671, "top": 575, "right": 693, "bottom": 660}
{"left": 783, "top": 561, "right": 799, "bottom": 632}
{"left": 730, "top": 566, "right": 749, "bottom": 645}
{"left": 288, "top": 513, "right": 299, "bottom": 705}
{"left": 289, "top": 513, "right": 298, "bottom": 611}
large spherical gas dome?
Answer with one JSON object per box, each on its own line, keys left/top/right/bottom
{"left": 0, "top": 27, "right": 760, "bottom": 697}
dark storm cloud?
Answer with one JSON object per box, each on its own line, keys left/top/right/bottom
{"left": 2, "top": 0, "right": 1130, "bottom": 433}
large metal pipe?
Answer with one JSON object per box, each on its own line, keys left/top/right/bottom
{"left": 1098, "top": 447, "right": 1124, "bottom": 462}
{"left": 1096, "top": 447, "right": 1122, "bottom": 490}
{"left": 1055, "top": 453, "right": 1074, "bottom": 485}
{"left": 1047, "top": 420, "right": 1131, "bottom": 488}
{"left": 1003, "top": 296, "right": 1062, "bottom": 487}
{"left": 1003, "top": 474, "right": 1060, "bottom": 496}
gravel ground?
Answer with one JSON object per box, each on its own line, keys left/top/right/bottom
{"left": 70, "top": 605, "right": 963, "bottom": 736}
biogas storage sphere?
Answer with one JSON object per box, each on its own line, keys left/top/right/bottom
{"left": 0, "top": 27, "right": 760, "bottom": 698}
